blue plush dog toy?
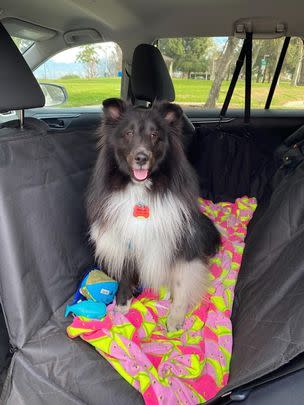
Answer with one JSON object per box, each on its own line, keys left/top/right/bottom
{"left": 65, "top": 267, "right": 119, "bottom": 319}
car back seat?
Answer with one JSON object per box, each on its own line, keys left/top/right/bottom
{"left": 0, "top": 24, "right": 143, "bottom": 404}
{"left": 206, "top": 127, "right": 304, "bottom": 404}
{"left": 2, "top": 23, "right": 304, "bottom": 405}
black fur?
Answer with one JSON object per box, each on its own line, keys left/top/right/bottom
{"left": 115, "top": 259, "right": 140, "bottom": 305}
{"left": 87, "top": 98, "right": 221, "bottom": 304}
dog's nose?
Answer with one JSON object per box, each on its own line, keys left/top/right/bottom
{"left": 135, "top": 152, "right": 148, "bottom": 166}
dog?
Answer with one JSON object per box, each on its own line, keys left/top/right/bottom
{"left": 87, "top": 98, "right": 220, "bottom": 331}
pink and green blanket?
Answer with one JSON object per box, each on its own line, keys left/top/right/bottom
{"left": 67, "top": 196, "right": 257, "bottom": 404}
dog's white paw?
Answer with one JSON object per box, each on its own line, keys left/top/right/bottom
{"left": 166, "top": 312, "right": 184, "bottom": 332}
{"left": 115, "top": 299, "right": 132, "bottom": 315}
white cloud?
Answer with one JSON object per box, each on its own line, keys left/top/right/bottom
{"left": 52, "top": 48, "right": 79, "bottom": 63}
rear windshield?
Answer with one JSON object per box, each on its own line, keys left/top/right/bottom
{"left": 158, "top": 37, "right": 304, "bottom": 110}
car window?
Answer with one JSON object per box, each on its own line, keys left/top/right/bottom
{"left": 12, "top": 36, "right": 34, "bottom": 53}
{"left": 158, "top": 37, "right": 241, "bottom": 110}
{"left": 273, "top": 37, "right": 304, "bottom": 109}
{"left": 34, "top": 43, "right": 122, "bottom": 108}
{"left": 158, "top": 37, "right": 304, "bottom": 110}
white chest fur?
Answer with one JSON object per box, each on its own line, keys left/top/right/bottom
{"left": 90, "top": 181, "right": 192, "bottom": 289}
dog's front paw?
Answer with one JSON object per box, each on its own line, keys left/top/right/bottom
{"left": 115, "top": 298, "right": 132, "bottom": 315}
{"left": 166, "top": 312, "right": 184, "bottom": 332}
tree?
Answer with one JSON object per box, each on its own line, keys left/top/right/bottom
{"left": 204, "top": 37, "right": 240, "bottom": 109}
{"left": 159, "top": 37, "right": 214, "bottom": 78}
{"left": 291, "top": 38, "right": 304, "bottom": 86}
{"left": 252, "top": 41, "right": 263, "bottom": 82}
{"left": 252, "top": 38, "right": 304, "bottom": 85}
{"left": 298, "top": 54, "right": 304, "bottom": 85}
{"left": 283, "top": 37, "right": 300, "bottom": 79}
{"left": 76, "top": 45, "right": 100, "bottom": 78}
{"left": 110, "top": 43, "right": 122, "bottom": 76}
{"left": 252, "top": 39, "right": 283, "bottom": 83}
{"left": 158, "top": 38, "right": 184, "bottom": 62}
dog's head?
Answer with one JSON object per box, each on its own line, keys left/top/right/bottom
{"left": 101, "top": 98, "right": 183, "bottom": 182}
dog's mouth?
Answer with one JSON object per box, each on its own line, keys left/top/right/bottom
{"left": 132, "top": 168, "right": 149, "bottom": 182}
{"left": 128, "top": 150, "right": 152, "bottom": 182}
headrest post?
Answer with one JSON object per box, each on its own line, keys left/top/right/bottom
{"left": 18, "top": 110, "right": 24, "bottom": 130}
{"left": 134, "top": 99, "right": 150, "bottom": 108}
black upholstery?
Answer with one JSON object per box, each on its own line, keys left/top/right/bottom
{"left": 0, "top": 305, "right": 10, "bottom": 375}
{"left": 0, "top": 22, "right": 143, "bottom": 403}
{"left": 0, "top": 23, "right": 45, "bottom": 112}
{"left": 0, "top": 127, "right": 143, "bottom": 405}
{"left": 0, "top": 23, "right": 45, "bottom": 393}
{"left": 131, "top": 44, "right": 175, "bottom": 103}
{"left": 188, "top": 124, "right": 275, "bottom": 202}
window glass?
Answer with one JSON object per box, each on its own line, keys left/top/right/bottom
{"left": 158, "top": 37, "right": 304, "bottom": 109}
{"left": 273, "top": 37, "right": 304, "bottom": 109}
{"left": 12, "top": 36, "right": 34, "bottom": 53}
{"left": 34, "top": 43, "right": 122, "bottom": 108}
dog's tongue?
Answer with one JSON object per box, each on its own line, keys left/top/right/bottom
{"left": 133, "top": 169, "right": 148, "bottom": 181}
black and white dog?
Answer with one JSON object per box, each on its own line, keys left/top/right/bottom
{"left": 87, "top": 98, "right": 220, "bottom": 331}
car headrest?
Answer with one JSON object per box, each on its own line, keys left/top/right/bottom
{"left": 0, "top": 23, "right": 45, "bottom": 113}
{"left": 131, "top": 44, "right": 175, "bottom": 103}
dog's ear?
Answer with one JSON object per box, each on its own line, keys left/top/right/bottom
{"left": 155, "top": 102, "right": 183, "bottom": 125}
{"left": 102, "top": 98, "right": 126, "bottom": 122}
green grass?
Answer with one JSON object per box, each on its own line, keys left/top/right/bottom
{"left": 41, "top": 78, "right": 121, "bottom": 108}
{"left": 41, "top": 77, "right": 304, "bottom": 109}
{"left": 173, "top": 79, "right": 304, "bottom": 109}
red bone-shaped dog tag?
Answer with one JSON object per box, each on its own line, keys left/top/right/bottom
{"left": 133, "top": 204, "right": 150, "bottom": 219}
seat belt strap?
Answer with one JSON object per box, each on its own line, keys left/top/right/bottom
{"left": 265, "top": 37, "right": 291, "bottom": 109}
{"left": 244, "top": 32, "right": 253, "bottom": 123}
{"left": 220, "top": 38, "right": 248, "bottom": 117}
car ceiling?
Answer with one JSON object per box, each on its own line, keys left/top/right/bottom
{"left": 0, "top": 0, "right": 303, "bottom": 70}
{"left": 0, "top": 0, "right": 303, "bottom": 41}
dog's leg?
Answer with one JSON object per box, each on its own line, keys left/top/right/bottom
{"left": 115, "top": 277, "right": 133, "bottom": 314}
{"left": 167, "top": 258, "right": 209, "bottom": 332}
{"left": 115, "top": 264, "right": 139, "bottom": 315}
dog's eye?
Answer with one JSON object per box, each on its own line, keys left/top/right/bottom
{"left": 124, "top": 130, "right": 134, "bottom": 139}
{"left": 151, "top": 131, "right": 158, "bottom": 140}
